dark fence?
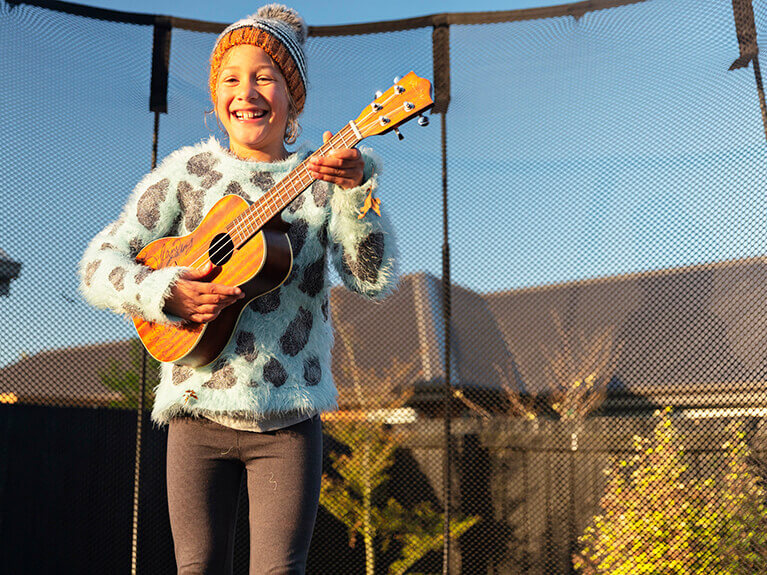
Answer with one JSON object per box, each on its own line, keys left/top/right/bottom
{"left": 5, "top": 404, "right": 764, "bottom": 574}
{"left": 3, "top": 0, "right": 767, "bottom": 573}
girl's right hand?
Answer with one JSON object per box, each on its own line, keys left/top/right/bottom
{"left": 162, "top": 261, "right": 244, "bottom": 324}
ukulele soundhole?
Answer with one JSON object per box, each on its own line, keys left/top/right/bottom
{"left": 209, "top": 233, "right": 235, "bottom": 266}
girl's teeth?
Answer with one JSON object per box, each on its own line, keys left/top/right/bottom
{"left": 236, "top": 111, "right": 264, "bottom": 119}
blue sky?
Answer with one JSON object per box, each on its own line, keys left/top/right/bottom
{"left": 2, "top": 0, "right": 766, "bottom": 365}
{"left": 72, "top": 0, "right": 580, "bottom": 26}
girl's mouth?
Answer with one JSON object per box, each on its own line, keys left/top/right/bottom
{"left": 233, "top": 110, "right": 267, "bottom": 122}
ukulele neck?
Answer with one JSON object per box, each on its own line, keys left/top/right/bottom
{"left": 226, "top": 123, "right": 362, "bottom": 248}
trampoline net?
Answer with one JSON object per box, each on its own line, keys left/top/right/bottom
{"left": 2, "top": 0, "right": 767, "bottom": 573}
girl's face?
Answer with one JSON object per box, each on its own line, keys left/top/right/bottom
{"left": 215, "top": 44, "right": 290, "bottom": 162}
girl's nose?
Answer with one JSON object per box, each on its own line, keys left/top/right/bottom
{"left": 238, "top": 82, "right": 260, "bottom": 101}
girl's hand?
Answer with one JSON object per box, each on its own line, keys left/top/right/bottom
{"left": 307, "top": 131, "right": 364, "bottom": 190}
{"left": 163, "top": 261, "right": 244, "bottom": 324}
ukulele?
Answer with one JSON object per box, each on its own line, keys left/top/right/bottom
{"left": 132, "top": 71, "right": 433, "bottom": 367}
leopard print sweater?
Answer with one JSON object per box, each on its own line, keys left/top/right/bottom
{"left": 77, "top": 136, "right": 397, "bottom": 426}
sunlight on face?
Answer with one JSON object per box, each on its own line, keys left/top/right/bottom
{"left": 215, "top": 45, "right": 291, "bottom": 162}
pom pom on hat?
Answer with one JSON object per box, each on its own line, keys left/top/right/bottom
{"left": 254, "top": 3, "right": 307, "bottom": 45}
{"left": 209, "top": 4, "right": 308, "bottom": 113}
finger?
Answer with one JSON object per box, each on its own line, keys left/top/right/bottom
{"left": 199, "top": 282, "right": 243, "bottom": 297}
{"left": 309, "top": 163, "right": 345, "bottom": 178}
{"left": 310, "top": 155, "right": 360, "bottom": 170}
{"left": 327, "top": 148, "right": 361, "bottom": 161}
{"left": 313, "top": 174, "right": 360, "bottom": 190}
{"left": 312, "top": 165, "right": 364, "bottom": 183}
{"left": 323, "top": 131, "right": 332, "bottom": 144}
{"left": 181, "top": 261, "right": 216, "bottom": 280}
{"left": 310, "top": 150, "right": 361, "bottom": 167}
{"left": 194, "top": 302, "right": 230, "bottom": 314}
{"left": 198, "top": 291, "right": 242, "bottom": 303}
{"left": 309, "top": 160, "right": 364, "bottom": 178}
{"left": 192, "top": 302, "right": 227, "bottom": 316}
{"left": 189, "top": 312, "right": 218, "bottom": 324}
{"left": 197, "top": 292, "right": 241, "bottom": 306}
{"left": 310, "top": 167, "right": 364, "bottom": 188}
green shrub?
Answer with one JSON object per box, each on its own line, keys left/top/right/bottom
{"left": 98, "top": 338, "right": 160, "bottom": 409}
{"left": 321, "top": 420, "right": 479, "bottom": 575}
{"left": 574, "top": 408, "right": 767, "bottom": 574}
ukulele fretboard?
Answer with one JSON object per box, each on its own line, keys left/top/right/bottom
{"left": 226, "top": 123, "right": 361, "bottom": 248}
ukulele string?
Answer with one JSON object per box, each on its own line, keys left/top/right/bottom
{"left": 180, "top": 90, "right": 403, "bottom": 272}
{"left": 209, "top": 90, "right": 401, "bottom": 266}
{"left": 183, "top": 102, "right": 395, "bottom": 272}
{"left": 186, "top": 85, "right": 402, "bottom": 270}
{"left": 179, "top": 130, "right": 355, "bottom": 272}
{"left": 183, "top": 102, "right": 393, "bottom": 272}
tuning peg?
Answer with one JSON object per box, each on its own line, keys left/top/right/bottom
{"left": 394, "top": 76, "right": 401, "bottom": 84}
{"left": 417, "top": 114, "right": 430, "bottom": 127}
{"left": 393, "top": 128, "right": 404, "bottom": 141}
{"left": 375, "top": 90, "right": 383, "bottom": 98}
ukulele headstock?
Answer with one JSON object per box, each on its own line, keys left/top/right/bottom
{"left": 352, "top": 72, "right": 433, "bottom": 138}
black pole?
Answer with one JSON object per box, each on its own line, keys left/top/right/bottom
{"left": 523, "top": 451, "right": 531, "bottom": 573}
{"left": 131, "top": 109, "right": 161, "bottom": 575}
{"left": 440, "top": 111, "right": 452, "bottom": 575}
{"left": 431, "top": 15, "right": 452, "bottom": 575}
{"left": 131, "top": 335, "right": 149, "bottom": 575}
{"left": 568, "top": 443, "right": 576, "bottom": 574}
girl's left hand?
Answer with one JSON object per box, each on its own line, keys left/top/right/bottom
{"left": 307, "top": 131, "right": 364, "bottom": 190}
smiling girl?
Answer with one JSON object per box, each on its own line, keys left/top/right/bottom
{"left": 77, "top": 4, "right": 397, "bottom": 573}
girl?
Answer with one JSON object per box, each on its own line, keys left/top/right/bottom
{"left": 77, "top": 4, "right": 397, "bottom": 574}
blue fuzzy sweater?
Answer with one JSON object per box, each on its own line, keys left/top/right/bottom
{"left": 78, "top": 137, "right": 398, "bottom": 427}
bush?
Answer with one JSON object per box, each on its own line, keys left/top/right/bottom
{"left": 98, "top": 338, "right": 160, "bottom": 409}
{"left": 574, "top": 408, "right": 767, "bottom": 574}
{"left": 321, "top": 419, "right": 479, "bottom": 575}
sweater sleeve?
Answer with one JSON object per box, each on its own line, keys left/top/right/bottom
{"left": 77, "top": 160, "right": 188, "bottom": 325}
{"left": 327, "top": 147, "right": 398, "bottom": 300}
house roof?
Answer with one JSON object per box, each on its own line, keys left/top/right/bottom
{"left": 331, "top": 258, "right": 767, "bottom": 410}
{"left": 0, "top": 339, "right": 129, "bottom": 405}
{"left": 329, "top": 272, "right": 509, "bottom": 405}
{"left": 5, "top": 258, "right": 767, "bottom": 410}
{"left": 483, "top": 257, "right": 767, "bottom": 407}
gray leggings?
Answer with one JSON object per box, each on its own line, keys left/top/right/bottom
{"left": 166, "top": 414, "right": 323, "bottom": 575}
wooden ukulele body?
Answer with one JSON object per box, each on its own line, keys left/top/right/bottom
{"left": 133, "top": 194, "right": 292, "bottom": 367}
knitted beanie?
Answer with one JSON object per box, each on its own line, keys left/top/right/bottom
{"left": 209, "top": 4, "right": 308, "bottom": 113}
